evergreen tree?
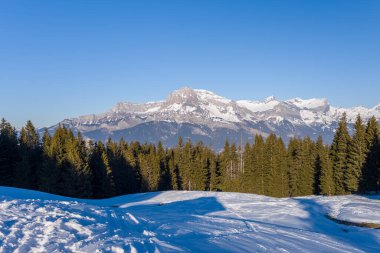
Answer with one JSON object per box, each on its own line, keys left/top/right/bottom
{"left": 124, "top": 141, "right": 142, "bottom": 192}
{"left": 89, "top": 141, "right": 116, "bottom": 198}
{"left": 0, "top": 118, "right": 18, "bottom": 186}
{"left": 274, "top": 137, "right": 288, "bottom": 197}
{"left": 299, "top": 137, "right": 316, "bottom": 196}
{"left": 263, "top": 133, "right": 276, "bottom": 196}
{"left": 168, "top": 149, "right": 180, "bottom": 190}
{"left": 361, "top": 117, "right": 380, "bottom": 192}
{"left": 330, "top": 113, "right": 351, "bottom": 195}
{"left": 219, "top": 140, "right": 231, "bottom": 191}
{"left": 251, "top": 135, "right": 265, "bottom": 195}
{"left": 287, "top": 138, "right": 302, "bottom": 196}
{"left": 157, "top": 141, "right": 170, "bottom": 190}
{"left": 38, "top": 128, "right": 57, "bottom": 193}
{"left": 15, "top": 120, "right": 41, "bottom": 189}
{"left": 209, "top": 149, "right": 220, "bottom": 191}
{"left": 66, "top": 132, "right": 92, "bottom": 198}
{"left": 241, "top": 142, "right": 252, "bottom": 193}
{"left": 220, "top": 141, "right": 240, "bottom": 191}
{"left": 345, "top": 115, "right": 366, "bottom": 193}
{"left": 174, "top": 137, "right": 185, "bottom": 189}
{"left": 317, "top": 137, "right": 334, "bottom": 195}
{"left": 182, "top": 140, "right": 194, "bottom": 190}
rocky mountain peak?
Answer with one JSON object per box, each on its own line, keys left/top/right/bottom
{"left": 264, "top": 96, "right": 277, "bottom": 103}
{"left": 166, "top": 87, "right": 199, "bottom": 105}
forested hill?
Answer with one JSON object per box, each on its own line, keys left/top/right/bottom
{"left": 0, "top": 113, "right": 379, "bottom": 199}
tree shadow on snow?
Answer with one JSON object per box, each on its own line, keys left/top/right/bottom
{"left": 123, "top": 195, "right": 233, "bottom": 252}
{"left": 294, "top": 198, "right": 380, "bottom": 253}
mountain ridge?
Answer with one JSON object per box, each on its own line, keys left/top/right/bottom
{"left": 47, "top": 87, "right": 380, "bottom": 150}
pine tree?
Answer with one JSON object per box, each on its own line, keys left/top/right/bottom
{"left": 38, "top": 128, "right": 57, "bottom": 193}
{"left": 15, "top": 120, "right": 41, "bottom": 189}
{"left": 274, "top": 137, "right": 288, "bottom": 197}
{"left": 314, "top": 136, "right": 323, "bottom": 195}
{"left": 89, "top": 141, "right": 116, "bottom": 198}
{"left": 263, "top": 133, "right": 276, "bottom": 196}
{"left": 208, "top": 149, "right": 220, "bottom": 191}
{"left": 41, "top": 126, "right": 74, "bottom": 196}
{"left": 254, "top": 135, "right": 266, "bottom": 194}
{"left": 287, "top": 138, "right": 302, "bottom": 196}
{"left": 175, "top": 137, "right": 185, "bottom": 189}
{"left": 182, "top": 140, "right": 194, "bottom": 190}
{"left": 361, "top": 117, "right": 380, "bottom": 192}
{"left": 66, "top": 132, "right": 92, "bottom": 198}
{"left": 157, "top": 141, "right": 170, "bottom": 190}
{"left": 330, "top": 113, "right": 351, "bottom": 195}
{"left": 317, "top": 137, "right": 334, "bottom": 195}
{"left": 219, "top": 140, "right": 231, "bottom": 191}
{"left": 0, "top": 118, "right": 18, "bottom": 186}
{"left": 345, "top": 115, "right": 366, "bottom": 193}
{"left": 220, "top": 141, "right": 240, "bottom": 192}
{"left": 241, "top": 142, "right": 252, "bottom": 193}
{"left": 168, "top": 149, "right": 180, "bottom": 190}
{"left": 124, "top": 141, "right": 142, "bottom": 193}
{"left": 299, "top": 137, "right": 316, "bottom": 196}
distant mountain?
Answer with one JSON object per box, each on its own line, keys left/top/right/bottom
{"left": 46, "top": 87, "right": 380, "bottom": 150}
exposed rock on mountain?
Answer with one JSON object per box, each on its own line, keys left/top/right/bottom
{"left": 47, "top": 87, "right": 380, "bottom": 150}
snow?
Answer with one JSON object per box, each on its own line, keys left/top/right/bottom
{"left": 329, "top": 106, "right": 380, "bottom": 123}
{"left": 237, "top": 99, "right": 280, "bottom": 113}
{"left": 145, "top": 106, "right": 162, "bottom": 114}
{"left": 287, "top": 98, "right": 329, "bottom": 110}
{"left": 194, "top": 89, "right": 232, "bottom": 104}
{"left": 165, "top": 103, "right": 197, "bottom": 114}
{"left": 0, "top": 187, "right": 379, "bottom": 252}
{"left": 201, "top": 103, "right": 240, "bottom": 123}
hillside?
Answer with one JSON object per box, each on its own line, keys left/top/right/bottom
{"left": 0, "top": 187, "right": 379, "bottom": 252}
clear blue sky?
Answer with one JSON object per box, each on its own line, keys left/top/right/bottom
{"left": 1, "top": 0, "right": 379, "bottom": 128}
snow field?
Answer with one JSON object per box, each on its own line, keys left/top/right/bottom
{"left": 0, "top": 187, "right": 379, "bottom": 252}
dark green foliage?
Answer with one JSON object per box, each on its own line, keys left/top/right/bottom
{"left": 315, "top": 136, "right": 333, "bottom": 195}
{"left": 1, "top": 115, "right": 379, "bottom": 199}
{"left": 274, "top": 138, "right": 288, "bottom": 197}
{"left": 38, "top": 128, "right": 57, "bottom": 193}
{"left": 299, "top": 137, "right": 316, "bottom": 196}
{"left": 345, "top": 115, "right": 367, "bottom": 193}
{"left": 287, "top": 138, "right": 303, "bottom": 196}
{"left": 360, "top": 117, "right": 380, "bottom": 192}
{"left": 89, "top": 141, "right": 116, "bottom": 198}
{"left": 330, "top": 113, "right": 351, "bottom": 195}
{"left": 250, "top": 135, "right": 265, "bottom": 195}
{"left": 15, "top": 121, "right": 41, "bottom": 189}
{"left": 0, "top": 119, "right": 18, "bottom": 186}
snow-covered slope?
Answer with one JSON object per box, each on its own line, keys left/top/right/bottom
{"left": 0, "top": 187, "right": 379, "bottom": 252}
{"left": 47, "top": 87, "right": 380, "bottom": 149}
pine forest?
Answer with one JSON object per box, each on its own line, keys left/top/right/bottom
{"left": 0, "top": 113, "right": 379, "bottom": 199}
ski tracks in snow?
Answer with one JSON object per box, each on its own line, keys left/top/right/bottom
{"left": 0, "top": 190, "right": 379, "bottom": 252}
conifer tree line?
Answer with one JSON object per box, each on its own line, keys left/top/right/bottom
{"left": 0, "top": 114, "right": 379, "bottom": 198}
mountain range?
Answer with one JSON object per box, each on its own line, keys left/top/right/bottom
{"left": 46, "top": 87, "right": 380, "bottom": 150}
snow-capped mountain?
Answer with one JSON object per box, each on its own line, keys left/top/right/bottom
{"left": 48, "top": 87, "right": 380, "bottom": 150}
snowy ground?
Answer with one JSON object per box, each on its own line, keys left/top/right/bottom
{"left": 0, "top": 187, "right": 379, "bottom": 252}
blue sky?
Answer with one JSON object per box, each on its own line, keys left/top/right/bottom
{"left": 1, "top": 0, "right": 379, "bottom": 128}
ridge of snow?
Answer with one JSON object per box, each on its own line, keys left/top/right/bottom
{"left": 287, "top": 97, "right": 329, "bottom": 110}
{"left": 237, "top": 99, "right": 280, "bottom": 112}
